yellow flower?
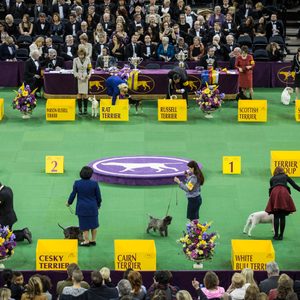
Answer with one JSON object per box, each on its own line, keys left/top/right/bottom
{"left": 7, "top": 231, "right": 12, "bottom": 238}
{"left": 198, "top": 250, "right": 203, "bottom": 255}
{"left": 22, "top": 91, "right": 29, "bottom": 97}
{"left": 200, "top": 240, "right": 206, "bottom": 245}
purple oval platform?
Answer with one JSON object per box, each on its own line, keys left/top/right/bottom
{"left": 89, "top": 156, "right": 202, "bottom": 186}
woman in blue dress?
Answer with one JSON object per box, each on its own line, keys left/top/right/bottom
{"left": 67, "top": 166, "right": 102, "bottom": 246}
{"left": 174, "top": 160, "right": 204, "bottom": 221}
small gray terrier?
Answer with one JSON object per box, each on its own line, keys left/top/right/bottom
{"left": 146, "top": 215, "right": 172, "bottom": 237}
{"left": 58, "top": 223, "right": 84, "bottom": 242}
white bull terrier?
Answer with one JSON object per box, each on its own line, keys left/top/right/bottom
{"left": 88, "top": 95, "right": 99, "bottom": 117}
{"left": 243, "top": 211, "right": 274, "bottom": 237}
{"left": 281, "top": 87, "right": 293, "bottom": 105}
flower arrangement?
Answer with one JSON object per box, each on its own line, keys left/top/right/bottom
{"left": 179, "top": 220, "right": 218, "bottom": 262}
{"left": 195, "top": 83, "right": 225, "bottom": 114}
{"left": 12, "top": 83, "right": 37, "bottom": 117}
{"left": 0, "top": 225, "right": 16, "bottom": 259}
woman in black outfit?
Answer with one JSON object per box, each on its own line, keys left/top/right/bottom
{"left": 265, "top": 166, "right": 300, "bottom": 240}
{"left": 291, "top": 48, "right": 300, "bottom": 102}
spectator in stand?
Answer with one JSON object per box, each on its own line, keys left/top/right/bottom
{"left": 5, "top": 15, "right": 19, "bottom": 39}
{"left": 145, "top": 0, "right": 159, "bottom": 14}
{"left": 227, "top": 273, "right": 250, "bottom": 300}
{"left": 266, "top": 14, "right": 284, "bottom": 40}
{"left": 10, "top": 271, "right": 25, "bottom": 300}
{"left": 86, "top": 14, "right": 96, "bottom": 32}
{"left": 99, "top": 267, "right": 114, "bottom": 287}
{"left": 75, "top": 5, "right": 84, "bottom": 23}
{"left": 52, "top": 0, "right": 70, "bottom": 20}
{"left": 94, "top": 23, "right": 107, "bottom": 44}
{"left": 20, "top": 276, "right": 47, "bottom": 300}
{"left": 254, "top": 17, "right": 266, "bottom": 37}
{"left": 113, "top": 279, "right": 132, "bottom": 299}
{"left": 184, "top": 6, "right": 197, "bottom": 29}
{"left": 223, "top": 13, "right": 237, "bottom": 37}
{"left": 77, "top": 21, "right": 93, "bottom": 44}
{"left": 291, "top": 48, "right": 300, "bottom": 102}
{"left": 238, "top": 16, "right": 255, "bottom": 39}
{"left": 223, "top": 34, "right": 239, "bottom": 61}
{"left": 209, "top": 34, "right": 224, "bottom": 61}
{"left": 0, "top": 22, "right": 9, "bottom": 44}
{"left": 176, "top": 290, "right": 193, "bottom": 300}
{"left": 128, "top": 271, "right": 147, "bottom": 300}
{"left": 199, "top": 46, "right": 218, "bottom": 69}
{"left": 175, "top": 37, "right": 188, "bottom": 54}
{"left": 189, "top": 36, "right": 205, "bottom": 61}
{"left": 208, "top": 6, "right": 225, "bottom": 28}
{"left": 252, "top": 2, "right": 267, "bottom": 20}
{"left": 221, "top": 0, "right": 230, "bottom": 16}
{"left": 237, "top": 1, "right": 254, "bottom": 22}
{"left": 95, "top": 47, "right": 116, "bottom": 69}
{"left": 87, "top": 5, "right": 100, "bottom": 27}
{"left": 208, "top": 22, "right": 225, "bottom": 44}
{"left": 50, "top": 12, "right": 64, "bottom": 37}
{"left": 33, "top": 12, "right": 50, "bottom": 37}
{"left": 268, "top": 274, "right": 296, "bottom": 300}
{"left": 178, "top": 14, "right": 190, "bottom": 35}
{"left": 65, "top": 13, "right": 80, "bottom": 38}
{"left": 111, "top": 22, "right": 128, "bottom": 45}
{"left": 30, "top": 0, "right": 49, "bottom": 22}
{"left": 82, "top": 271, "right": 118, "bottom": 299}
{"left": 29, "top": 36, "right": 44, "bottom": 57}
{"left": 146, "top": 271, "right": 180, "bottom": 300}
{"left": 44, "top": 48, "right": 64, "bottom": 70}
{"left": 173, "top": 0, "right": 185, "bottom": 22}
{"left": 159, "top": 0, "right": 173, "bottom": 19}
{"left": 189, "top": 20, "right": 205, "bottom": 42}
{"left": 0, "top": 288, "right": 13, "bottom": 300}
{"left": 141, "top": 34, "right": 157, "bottom": 60}
{"left": 191, "top": 279, "right": 208, "bottom": 300}
{"left": 109, "top": 34, "right": 124, "bottom": 61}
{"left": 160, "top": 21, "right": 176, "bottom": 44}
{"left": 13, "top": 0, "right": 29, "bottom": 20}
{"left": 125, "top": 34, "right": 142, "bottom": 59}
{"left": 61, "top": 35, "right": 77, "bottom": 61}
{"left": 266, "top": 42, "right": 283, "bottom": 61}
{"left": 19, "top": 14, "right": 33, "bottom": 36}
{"left": 259, "top": 262, "right": 280, "bottom": 294}
{"left": 0, "top": 36, "right": 17, "bottom": 61}
{"left": 146, "top": 16, "right": 160, "bottom": 43}
{"left": 244, "top": 285, "right": 259, "bottom": 300}
{"left": 60, "top": 270, "right": 87, "bottom": 299}
{"left": 241, "top": 268, "right": 258, "bottom": 289}
{"left": 99, "top": 0, "right": 116, "bottom": 15}
{"left": 101, "top": 13, "right": 115, "bottom": 37}
{"left": 157, "top": 36, "right": 175, "bottom": 61}
{"left": 34, "top": 275, "right": 52, "bottom": 300}
{"left": 200, "top": 271, "right": 225, "bottom": 299}
{"left": 229, "top": 47, "right": 241, "bottom": 69}
{"left": 146, "top": 5, "right": 161, "bottom": 24}
{"left": 93, "top": 33, "right": 108, "bottom": 60}
{"left": 78, "top": 33, "right": 92, "bottom": 59}
{"left": 57, "top": 263, "right": 90, "bottom": 296}
{"left": 235, "top": 45, "right": 255, "bottom": 99}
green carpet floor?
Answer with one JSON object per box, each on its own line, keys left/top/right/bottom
{"left": 0, "top": 87, "right": 299, "bottom": 271}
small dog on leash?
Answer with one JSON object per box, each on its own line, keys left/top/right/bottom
{"left": 58, "top": 224, "right": 84, "bottom": 241}
{"left": 88, "top": 95, "right": 99, "bottom": 117}
{"left": 146, "top": 215, "right": 172, "bottom": 237}
{"left": 243, "top": 211, "right": 274, "bottom": 237}
{"left": 281, "top": 87, "right": 294, "bottom": 105}
{"left": 128, "top": 96, "right": 143, "bottom": 113}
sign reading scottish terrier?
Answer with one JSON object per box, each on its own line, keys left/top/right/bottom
{"left": 238, "top": 100, "right": 267, "bottom": 122}
{"left": 36, "top": 239, "right": 78, "bottom": 270}
{"left": 0, "top": 99, "right": 4, "bottom": 120}
{"left": 271, "top": 151, "right": 300, "bottom": 177}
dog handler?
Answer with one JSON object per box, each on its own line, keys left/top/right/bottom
{"left": 265, "top": 166, "right": 300, "bottom": 240}
{"left": 174, "top": 161, "right": 204, "bottom": 221}
{"left": 66, "top": 166, "right": 102, "bottom": 246}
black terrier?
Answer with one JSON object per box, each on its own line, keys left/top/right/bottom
{"left": 58, "top": 224, "right": 83, "bottom": 242}
{"left": 146, "top": 215, "right": 172, "bottom": 237}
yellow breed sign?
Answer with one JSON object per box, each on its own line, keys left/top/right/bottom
{"left": 114, "top": 240, "right": 156, "bottom": 271}
{"left": 46, "top": 99, "right": 76, "bottom": 121}
{"left": 0, "top": 98, "right": 4, "bottom": 120}
{"left": 271, "top": 151, "right": 300, "bottom": 177}
{"left": 238, "top": 100, "right": 267, "bottom": 122}
{"left": 36, "top": 239, "right": 78, "bottom": 270}
{"left": 295, "top": 100, "right": 300, "bottom": 121}
{"left": 100, "top": 99, "right": 129, "bottom": 121}
{"left": 158, "top": 99, "right": 187, "bottom": 121}
{"left": 231, "top": 240, "right": 275, "bottom": 270}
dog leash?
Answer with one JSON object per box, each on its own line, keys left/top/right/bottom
{"left": 68, "top": 206, "right": 74, "bottom": 214}
{"left": 165, "top": 186, "right": 178, "bottom": 216}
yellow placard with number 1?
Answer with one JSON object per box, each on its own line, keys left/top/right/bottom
{"left": 223, "top": 156, "right": 241, "bottom": 174}
{"left": 45, "top": 156, "right": 64, "bottom": 174}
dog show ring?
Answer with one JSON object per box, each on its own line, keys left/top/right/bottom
{"left": 89, "top": 156, "right": 202, "bottom": 186}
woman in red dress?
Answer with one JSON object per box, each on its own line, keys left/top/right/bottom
{"left": 235, "top": 45, "right": 255, "bottom": 99}
{"left": 265, "top": 166, "right": 300, "bottom": 240}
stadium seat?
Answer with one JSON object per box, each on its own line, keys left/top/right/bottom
{"left": 253, "top": 49, "right": 269, "bottom": 61}
{"left": 269, "top": 35, "right": 285, "bottom": 46}
{"left": 161, "top": 64, "right": 174, "bottom": 69}
{"left": 252, "top": 36, "right": 268, "bottom": 50}
{"left": 144, "top": 63, "right": 161, "bottom": 69}
{"left": 17, "top": 35, "right": 32, "bottom": 44}
{"left": 15, "top": 48, "right": 29, "bottom": 61}
{"left": 237, "top": 35, "right": 253, "bottom": 48}
{"left": 51, "top": 35, "right": 64, "bottom": 44}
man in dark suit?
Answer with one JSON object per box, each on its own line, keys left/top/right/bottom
{"left": 222, "top": 13, "right": 238, "bottom": 37}
{"left": 44, "top": 49, "right": 64, "bottom": 70}
{"left": 266, "top": 14, "right": 285, "bottom": 39}
{"left": 92, "top": 34, "right": 108, "bottom": 61}
{"left": 101, "top": 13, "right": 115, "bottom": 37}
{"left": 10, "top": 0, "right": 28, "bottom": 19}
{"left": 141, "top": 34, "right": 157, "bottom": 61}
{"left": 23, "top": 49, "right": 43, "bottom": 93}
{"left": 0, "top": 182, "right": 32, "bottom": 243}
{"left": 31, "top": 0, "right": 49, "bottom": 21}
{"left": 222, "top": 34, "right": 239, "bottom": 61}
{"left": 99, "top": 0, "right": 116, "bottom": 15}
{"left": 76, "top": 21, "right": 93, "bottom": 43}
{"left": 199, "top": 47, "right": 218, "bottom": 69}
{"left": 2, "top": 0, "right": 15, "bottom": 15}
{"left": 125, "top": 34, "right": 142, "bottom": 60}
{"left": 259, "top": 262, "right": 280, "bottom": 294}
{"left": 42, "top": 37, "right": 59, "bottom": 60}
{"left": 86, "top": 5, "right": 100, "bottom": 25}
{"left": 64, "top": 13, "right": 81, "bottom": 38}
{"left": 34, "top": 12, "right": 51, "bottom": 36}
{"left": 51, "top": 0, "right": 70, "bottom": 20}
{"left": 61, "top": 35, "right": 78, "bottom": 61}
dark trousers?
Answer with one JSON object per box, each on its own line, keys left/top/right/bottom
{"left": 167, "top": 84, "right": 189, "bottom": 106}
{"left": 273, "top": 211, "right": 287, "bottom": 237}
{"left": 187, "top": 195, "right": 202, "bottom": 221}
{"left": 77, "top": 98, "right": 88, "bottom": 112}
{"left": 8, "top": 225, "right": 25, "bottom": 242}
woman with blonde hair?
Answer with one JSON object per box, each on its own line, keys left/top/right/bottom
{"left": 29, "top": 36, "right": 44, "bottom": 56}
{"left": 21, "top": 276, "right": 47, "bottom": 300}
{"left": 244, "top": 285, "right": 259, "bottom": 300}
{"left": 176, "top": 290, "right": 193, "bottom": 300}
{"left": 268, "top": 274, "right": 296, "bottom": 300}
{"left": 265, "top": 166, "right": 300, "bottom": 240}
{"left": 94, "top": 23, "right": 107, "bottom": 44}
{"left": 73, "top": 47, "right": 92, "bottom": 115}
{"left": 0, "top": 288, "right": 12, "bottom": 300}
{"left": 79, "top": 33, "right": 92, "bottom": 59}
{"left": 228, "top": 273, "right": 249, "bottom": 300}
{"left": 241, "top": 268, "right": 258, "bottom": 289}
{"left": 99, "top": 267, "right": 114, "bottom": 287}
{"left": 128, "top": 270, "right": 146, "bottom": 300}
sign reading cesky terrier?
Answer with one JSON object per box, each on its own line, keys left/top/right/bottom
{"left": 238, "top": 100, "right": 267, "bottom": 122}
{"left": 271, "top": 151, "right": 300, "bottom": 177}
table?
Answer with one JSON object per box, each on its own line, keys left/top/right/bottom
{"left": 43, "top": 69, "right": 239, "bottom": 100}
